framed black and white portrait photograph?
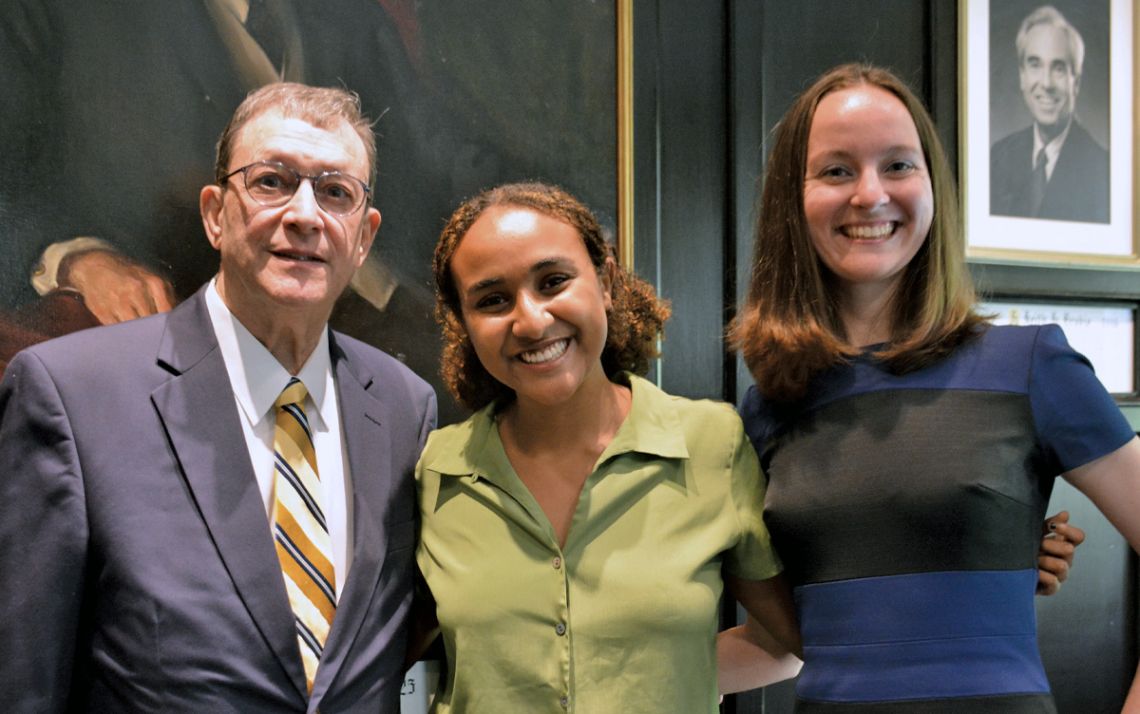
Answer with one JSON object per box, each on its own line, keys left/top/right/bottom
{"left": 961, "top": 0, "right": 1137, "bottom": 263}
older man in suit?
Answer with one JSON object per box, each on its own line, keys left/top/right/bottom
{"left": 990, "top": 4, "right": 1109, "bottom": 224}
{"left": 0, "top": 83, "right": 435, "bottom": 712}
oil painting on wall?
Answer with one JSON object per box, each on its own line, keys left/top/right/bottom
{"left": 0, "top": 0, "right": 619, "bottom": 424}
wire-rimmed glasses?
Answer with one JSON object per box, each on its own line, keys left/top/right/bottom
{"left": 222, "top": 160, "right": 371, "bottom": 216}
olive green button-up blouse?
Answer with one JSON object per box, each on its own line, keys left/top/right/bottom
{"left": 416, "top": 374, "right": 781, "bottom": 713}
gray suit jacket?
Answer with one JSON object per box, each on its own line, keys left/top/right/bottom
{"left": 0, "top": 289, "right": 436, "bottom": 712}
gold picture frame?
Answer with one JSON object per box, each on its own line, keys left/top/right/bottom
{"left": 959, "top": 0, "right": 1140, "bottom": 266}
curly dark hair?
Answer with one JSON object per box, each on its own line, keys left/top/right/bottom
{"left": 433, "top": 182, "right": 671, "bottom": 411}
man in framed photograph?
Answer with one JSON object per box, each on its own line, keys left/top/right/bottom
{"left": 990, "top": 4, "right": 1109, "bottom": 224}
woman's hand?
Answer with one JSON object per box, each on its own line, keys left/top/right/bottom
{"left": 1036, "top": 510, "right": 1085, "bottom": 596}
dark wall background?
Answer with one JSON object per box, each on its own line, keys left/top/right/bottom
{"left": 633, "top": 1, "right": 1137, "bottom": 712}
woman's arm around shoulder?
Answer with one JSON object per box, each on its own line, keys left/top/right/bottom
{"left": 719, "top": 574, "right": 803, "bottom": 695}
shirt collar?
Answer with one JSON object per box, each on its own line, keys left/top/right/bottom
{"left": 422, "top": 373, "right": 689, "bottom": 480}
{"left": 204, "top": 279, "right": 334, "bottom": 432}
{"left": 1032, "top": 118, "right": 1072, "bottom": 177}
{"left": 598, "top": 373, "right": 690, "bottom": 461}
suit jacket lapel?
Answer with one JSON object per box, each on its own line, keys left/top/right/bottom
{"left": 150, "top": 292, "right": 308, "bottom": 699}
{"left": 312, "top": 334, "right": 393, "bottom": 696}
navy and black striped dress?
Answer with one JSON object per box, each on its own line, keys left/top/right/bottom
{"left": 740, "top": 324, "right": 1134, "bottom": 713}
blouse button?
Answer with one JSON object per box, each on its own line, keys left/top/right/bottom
{"left": 559, "top": 695, "right": 569, "bottom": 708}
{"left": 552, "top": 556, "right": 562, "bottom": 569}
{"left": 555, "top": 622, "right": 567, "bottom": 636}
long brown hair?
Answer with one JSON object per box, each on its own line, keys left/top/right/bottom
{"left": 433, "top": 182, "right": 671, "bottom": 411}
{"left": 728, "top": 63, "right": 986, "bottom": 402}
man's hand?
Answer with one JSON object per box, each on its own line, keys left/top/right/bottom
{"left": 1036, "top": 510, "right": 1086, "bottom": 596}
{"left": 58, "top": 250, "right": 175, "bottom": 324}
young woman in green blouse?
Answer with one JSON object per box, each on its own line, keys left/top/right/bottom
{"left": 414, "top": 181, "right": 801, "bottom": 712}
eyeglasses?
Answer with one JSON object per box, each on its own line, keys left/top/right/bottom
{"left": 222, "top": 160, "right": 371, "bottom": 216}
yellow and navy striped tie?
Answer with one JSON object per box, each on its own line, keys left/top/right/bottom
{"left": 272, "top": 378, "right": 335, "bottom": 692}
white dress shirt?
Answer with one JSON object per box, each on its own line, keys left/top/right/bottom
{"left": 1032, "top": 119, "right": 1073, "bottom": 182}
{"left": 205, "top": 281, "right": 354, "bottom": 599}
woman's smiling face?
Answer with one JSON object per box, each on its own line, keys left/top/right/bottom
{"left": 802, "top": 84, "right": 934, "bottom": 302}
{"left": 449, "top": 205, "right": 613, "bottom": 409}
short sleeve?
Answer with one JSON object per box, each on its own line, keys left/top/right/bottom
{"left": 1029, "top": 324, "right": 1135, "bottom": 473}
{"left": 723, "top": 417, "right": 783, "bottom": 581}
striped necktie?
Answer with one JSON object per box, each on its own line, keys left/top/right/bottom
{"left": 272, "top": 378, "right": 335, "bottom": 692}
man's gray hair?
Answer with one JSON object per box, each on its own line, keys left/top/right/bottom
{"left": 1016, "top": 5, "right": 1085, "bottom": 79}
{"left": 214, "top": 83, "right": 377, "bottom": 192}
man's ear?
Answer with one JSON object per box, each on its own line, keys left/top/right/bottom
{"left": 356, "top": 207, "right": 381, "bottom": 267}
{"left": 200, "top": 185, "right": 225, "bottom": 250}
